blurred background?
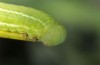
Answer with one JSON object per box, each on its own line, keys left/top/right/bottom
{"left": 0, "top": 0, "right": 99, "bottom": 65}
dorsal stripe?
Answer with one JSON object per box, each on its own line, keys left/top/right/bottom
{"left": 0, "top": 8, "right": 46, "bottom": 25}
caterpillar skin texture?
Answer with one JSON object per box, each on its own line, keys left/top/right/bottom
{"left": 0, "top": 2, "right": 66, "bottom": 46}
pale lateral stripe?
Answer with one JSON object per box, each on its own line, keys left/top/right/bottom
{"left": 0, "top": 8, "right": 46, "bottom": 25}
{"left": 0, "top": 21, "right": 29, "bottom": 29}
{"left": 0, "top": 21, "right": 38, "bottom": 34}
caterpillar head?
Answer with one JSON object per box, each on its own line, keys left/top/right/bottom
{"left": 40, "top": 22, "right": 66, "bottom": 46}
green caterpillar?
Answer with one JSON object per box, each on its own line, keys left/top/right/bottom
{"left": 0, "top": 2, "right": 66, "bottom": 46}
